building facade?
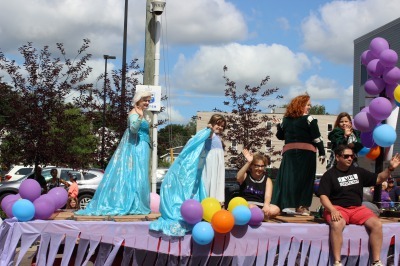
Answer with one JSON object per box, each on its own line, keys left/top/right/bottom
{"left": 353, "top": 17, "right": 400, "bottom": 173}
{"left": 196, "top": 111, "right": 337, "bottom": 175}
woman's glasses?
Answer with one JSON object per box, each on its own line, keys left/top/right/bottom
{"left": 252, "top": 164, "right": 265, "bottom": 169}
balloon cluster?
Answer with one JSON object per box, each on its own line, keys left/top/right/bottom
{"left": 181, "top": 197, "right": 264, "bottom": 245}
{"left": 0, "top": 179, "right": 68, "bottom": 221}
{"left": 355, "top": 37, "right": 398, "bottom": 159}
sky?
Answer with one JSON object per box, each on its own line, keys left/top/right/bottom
{"left": 2, "top": 0, "right": 400, "bottom": 125}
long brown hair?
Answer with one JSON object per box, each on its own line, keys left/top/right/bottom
{"left": 334, "top": 112, "right": 352, "bottom": 128}
{"left": 284, "top": 94, "right": 310, "bottom": 118}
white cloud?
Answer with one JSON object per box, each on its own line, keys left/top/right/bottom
{"left": 301, "top": 0, "right": 400, "bottom": 64}
{"left": 276, "top": 17, "right": 290, "bottom": 31}
{"left": 172, "top": 43, "right": 312, "bottom": 95}
{"left": 340, "top": 85, "right": 354, "bottom": 114}
{"left": 158, "top": 105, "right": 187, "bottom": 124}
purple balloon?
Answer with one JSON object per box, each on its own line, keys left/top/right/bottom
{"left": 19, "top": 179, "right": 41, "bottom": 202}
{"left": 369, "top": 97, "right": 393, "bottom": 121}
{"left": 369, "top": 37, "right": 389, "bottom": 58}
{"left": 1, "top": 194, "right": 20, "bottom": 210}
{"left": 385, "top": 83, "right": 398, "bottom": 100}
{"left": 353, "top": 112, "right": 379, "bottom": 132}
{"left": 34, "top": 195, "right": 56, "bottom": 220}
{"left": 180, "top": 199, "right": 203, "bottom": 224}
{"left": 383, "top": 67, "right": 400, "bottom": 84}
{"left": 364, "top": 77, "right": 385, "bottom": 95}
{"left": 48, "top": 187, "right": 68, "bottom": 210}
{"left": 361, "top": 50, "right": 376, "bottom": 66}
{"left": 379, "top": 49, "right": 398, "bottom": 68}
{"left": 360, "top": 131, "right": 375, "bottom": 148}
{"left": 367, "top": 59, "right": 385, "bottom": 78}
{"left": 248, "top": 207, "right": 264, "bottom": 226}
{"left": 3, "top": 200, "right": 15, "bottom": 218}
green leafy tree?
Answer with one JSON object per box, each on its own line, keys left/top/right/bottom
{"left": 310, "top": 104, "right": 328, "bottom": 115}
{"left": 215, "top": 66, "right": 282, "bottom": 168}
{"left": 0, "top": 40, "right": 93, "bottom": 167}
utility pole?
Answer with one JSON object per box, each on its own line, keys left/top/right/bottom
{"left": 121, "top": 0, "right": 128, "bottom": 137}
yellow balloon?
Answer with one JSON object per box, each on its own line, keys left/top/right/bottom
{"left": 201, "top": 197, "right": 221, "bottom": 222}
{"left": 227, "top": 197, "right": 248, "bottom": 212}
{"left": 393, "top": 85, "right": 400, "bottom": 102}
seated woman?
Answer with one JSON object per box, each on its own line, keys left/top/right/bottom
{"left": 236, "top": 149, "right": 280, "bottom": 219}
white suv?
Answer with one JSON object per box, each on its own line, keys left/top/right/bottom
{"left": 4, "top": 165, "right": 34, "bottom": 182}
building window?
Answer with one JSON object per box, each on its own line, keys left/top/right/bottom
{"left": 327, "top": 141, "right": 332, "bottom": 150}
{"left": 327, "top": 123, "right": 333, "bottom": 132}
{"left": 266, "top": 139, "right": 271, "bottom": 148}
{"left": 266, "top": 121, "right": 272, "bottom": 131}
{"left": 360, "top": 64, "right": 368, "bottom": 85}
{"left": 231, "top": 140, "right": 237, "bottom": 151}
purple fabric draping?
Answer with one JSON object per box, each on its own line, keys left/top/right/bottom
{"left": 0, "top": 219, "right": 398, "bottom": 266}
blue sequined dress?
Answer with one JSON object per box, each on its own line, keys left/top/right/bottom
{"left": 75, "top": 113, "right": 151, "bottom": 215}
{"left": 149, "top": 128, "right": 211, "bottom": 236}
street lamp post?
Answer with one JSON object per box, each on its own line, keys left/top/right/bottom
{"left": 101, "top": 55, "right": 116, "bottom": 170}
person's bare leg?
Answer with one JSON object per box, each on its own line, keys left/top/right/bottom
{"left": 329, "top": 219, "right": 346, "bottom": 262}
{"left": 364, "top": 217, "right": 382, "bottom": 262}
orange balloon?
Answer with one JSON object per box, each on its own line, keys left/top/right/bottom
{"left": 211, "top": 210, "right": 235, "bottom": 234}
{"left": 366, "top": 146, "right": 380, "bottom": 160}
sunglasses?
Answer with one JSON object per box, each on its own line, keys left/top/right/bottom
{"left": 341, "top": 154, "right": 355, "bottom": 159}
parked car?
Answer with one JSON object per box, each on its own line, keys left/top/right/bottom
{"left": 3, "top": 165, "right": 34, "bottom": 182}
{"left": 0, "top": 168, "right": 104, "bottom": 210}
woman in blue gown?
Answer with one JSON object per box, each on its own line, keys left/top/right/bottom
{"left": 75, "top": 91, "right": 152, "bottom": 215}
{"left": 150, "top": 114, "right": 227, "bottom": 236}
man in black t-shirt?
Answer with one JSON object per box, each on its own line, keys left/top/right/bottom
{"left": 318, "top": 144, "right": 400, "bottom": 266}
{"left": 27, "top": 166, "right": 47, "bottom": 194}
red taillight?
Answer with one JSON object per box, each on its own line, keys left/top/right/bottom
{"left": 5, "top": 175, "right": 11, "bottom": 180}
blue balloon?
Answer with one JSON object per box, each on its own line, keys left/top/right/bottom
{"left": 232, "top": 205, "right": 251, "bottom": 225}
{"left": 192, "top": 222, "right": 214, "bottom": 245}
{"left": 373, "top": 124, "right": 397, "bottom": 147}
{"left": 358, "top": 147, "right": 371, "bottom": 157}
{"left": 12, "top": 199, "right": 35, "bottom": 222}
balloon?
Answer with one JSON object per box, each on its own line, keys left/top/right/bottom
{"left": 1, "top": 194, "right": 20, "bottom": 211}
{"left": 19, "top": 179, "right": 41, "bottom": 202}
{"left": 227, "top": 197, "right": 248, "bottom": 212}
{"left": 373, "top": 124, "right": 397, "bottom": 148}
{"left": 231, "top": 205, "right": 251, "bottom": 225}
{"left": 48, "top": 187, "right": 68, "bottom": 210}
{"left": 360, "top": 131, "right": 375, "bottom": 148}
{"left": 248, "top": 207, "right": 264, "bottom": 226}
{"left": 393, "top": 84, "right": 400, "bottom": 102}
{"left": 33, "top": 195, "right": 55, "bottom": 220}
{"left": 211, "top": 210, "right": 235, "bottom": 234}
{"left": 366, "top": 146, "right": 380, "bottom": 160}
{"left": 364, "top": 77, "right": 385, "bottom": 95}
{"left": 363, "top": 187, "right": 373, "bottom": 202}
{"left": 369, "top": 37, "right": 389, "bottom": 58}
{"left": 192, "top": 222, "right": 214, "bottom": 245}
{"left": 314, "top": 178, "right": 320, "bottom": 195}
{"left": 150, "top": 192, "right": 160, "bottom": 213}
{"left": 379, "top": 49, "right": 398, "bottom": 68}
{"left": 367, "top": 59, "right": 385, "bottom": 78}
{"left": 361, "top": 50, "right": 376, "bottom": 66}
{"left": 3, "top": 200, "right": 15, "bottom": 218}
{"left": 358, "top": 147, "right": 370, "bottom": 157}
{"left": 201, "top": 197, "right": 221, "bottom": 222}
{"left": 383, "top": 67, "right": 400, "bottom": 84}
{"left": 12, "top": 199, "right": 35, "bottom": 222}
{"left": 385, "top": 83, "right": 398, "bottom": 100}
{"left": 181, "top": 199, "right": 203, "bottom": 224}
{"left": 353, "top": 112, "right": 379, "bottom": 132}
{"left": 368, "top": 97, "right": 392, "bottom": 121}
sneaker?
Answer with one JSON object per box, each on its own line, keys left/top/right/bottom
{"left": 333, "top": 261, "right": 342, "bottom": 266}
{"left": 371, "top": 260, "right": 383, "bottom": 266}
{"left": 296, "top": 206, "right": 311, "bottom": 216}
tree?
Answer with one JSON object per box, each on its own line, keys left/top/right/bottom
{"left": 157, "top": 124, "right": 193, "bottom": 158}
{"left": 215, "top": 66, "right": 282, "bottom": 168}
{"left": 0, "top": 40, "right": 93, "bottom": 167}
{"left": 310, "top": 104, "right": 328, "bottom": 115}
